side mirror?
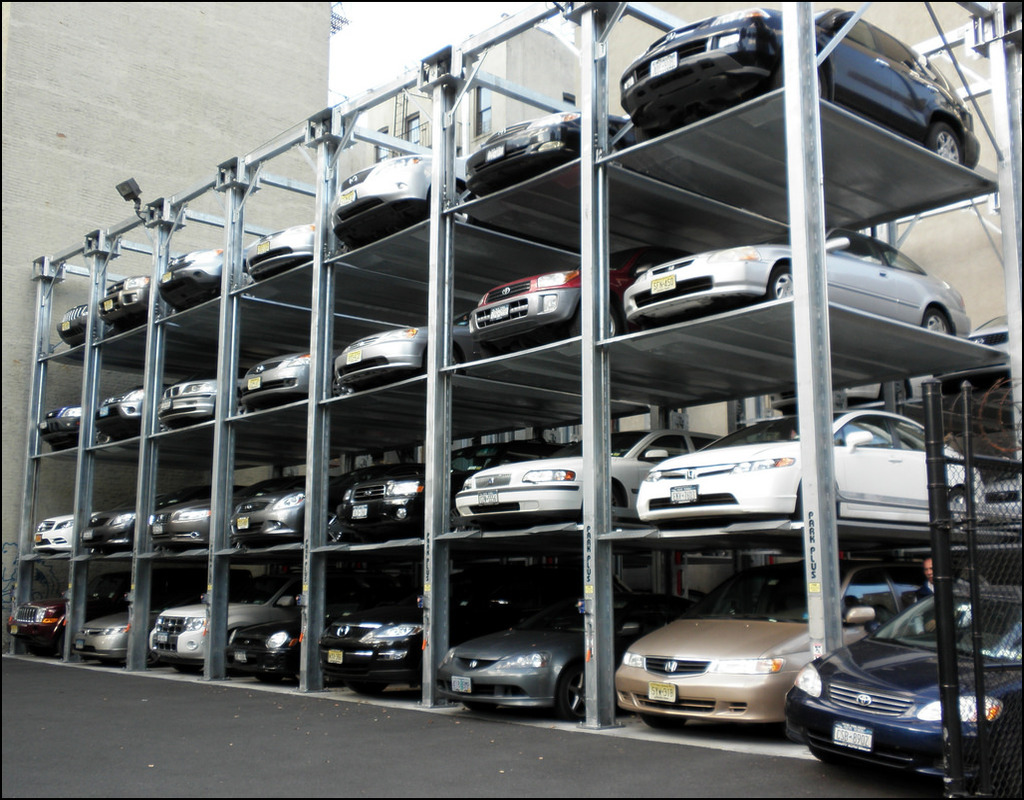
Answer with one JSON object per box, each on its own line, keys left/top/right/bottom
{"left": 844, "top": 430, "right": 874, "bottom": 451}
{"left": 276, "top": 594, "right": 297, "bottom": 608}
{"left": 843, "top": 605, "right": 876, "bottom": 626}
{"left": 825, "top": 235, "right": 851, "bottom": 253}
{"left": 643, "top": 449, "right": 669, "bottom": 462}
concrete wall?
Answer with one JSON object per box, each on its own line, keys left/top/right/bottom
{"left": 2, "top": 1, "right": 330, "bottom": 640}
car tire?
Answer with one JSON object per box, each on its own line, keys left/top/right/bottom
{"left": 638, "top": 712, "right": 687, "bottom": 729}
{"left": 766, "top": 263, "right": 793, "bottom": 301}
{"left": 921, "top": 306, "right": 952, "bottom": 335}
{"left": 554, "top": 662, "right": 587, "bottom": 721}
{"left": 345, "top": 680, "right": 390, "bottom": 696}
{"left": 569, "top": 301, "right": 623, "bottom": 339}
{"left": 924, "top": 121, "right": 964, "bottom": 165}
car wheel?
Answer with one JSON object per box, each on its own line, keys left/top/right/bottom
{"left": 766, "top": 263, "right": 793, "bottom": 301}
{"left": 345, "top": 680, "right": 390, "bottom": 696}
{"left": 639, "top": 712, "right": 687, "bottom": 729}
{"left": 921, "top": 306, "right": 952, "bottom": 335}
{"left": 554, "top": 662, "right": 587, "bottom": 721}
{"left": 925, "top": 121, "right": 963, "bottom": 165}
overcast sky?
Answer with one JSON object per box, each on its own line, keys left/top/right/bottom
{"left": 328, "top": 2, "right": 540, "bottom": 103}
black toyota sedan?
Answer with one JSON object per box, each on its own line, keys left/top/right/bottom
{"left": 620, "top": 7, "right": 980, "bottom": 166}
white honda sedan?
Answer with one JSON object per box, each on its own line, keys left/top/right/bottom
{"left": 637, "top": 410, "right": 935, "bottom": 527}
{"left": 455, "top": 429, "right": 719, "bottom": 528}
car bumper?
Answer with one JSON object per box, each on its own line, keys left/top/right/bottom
{"left": 81, "top": 526, "right": 133, "bottom": 550}
{"left": 98, "top": 290, "right": 149, "bottom": 323}
{"left": 319, "top": 641, "right": 421, "bottom": 685}
{"left": 230, "top": 510, "right": 303, "bottom": 545}
{"left": 158, "top": 270, "right": 221, "bottom": 309}
{"left": 341, "top": 497, "right": 424, "bottom": 539}
{"left": 228, "top": 646, "right": 297, "bottom": 677}
{"left": 455, "top": 484, "right": 582, "bottom": 523}
{"left": 95, "top": 406, "right": 142, "bottom": 439}
{"left": 39, "top": 419, "right": 80, "bottom": 448}
{"left": 151, "top": 520, "right": 211, "bottom": 548}
{"left": 8, "top": 622, "right": 63, "bottom": 651}
{"left": 467, "top": 131, "right": 576, "bottom": 196}
{"left": 625, "top": 259, "right": 772, "bottom": 321}
{"left": 335, "top": 340, "right": 424, "bottom": 391}
{"left": 240, "top": 368, "right": 309, "bottom": 409}
{"left": 437, "top": 663, "right": 556, "bottom": 708}
{"left": 638, "top": 470, "right": 798, "bottom": 524}
{"left": 150, "top": 628, "right": 205, "bottom": 663}
{"left": 785, "top": 690, "right": 944, "bottom": 776}
{"left": 470, "top": 287, "right": 579, "bottom": 346}
{"left": 616, "top": 663, "right": 801, "bottom": 723}
{"left": 72, "top": 628, "right": 128, "bottom": 662}
{"left": 158, "top": 396, "right": 216, "bottom": 427}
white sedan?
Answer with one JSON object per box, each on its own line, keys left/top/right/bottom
{"left": 637, "top": 410, "right": 935, "bottom": 526}
{"left": 455, "top": 429, "right": 719, "bottom": 528}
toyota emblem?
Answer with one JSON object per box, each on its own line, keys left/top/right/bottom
{"left": 856, "top": 693, "right": 872, "bottom": 706}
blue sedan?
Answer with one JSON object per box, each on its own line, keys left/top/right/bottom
{"left": 785, "top": 591, "right": 1021, "bottom": 787}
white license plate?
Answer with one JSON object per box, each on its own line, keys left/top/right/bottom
{"left": 478, "top": 491, "right": 499, "bottom": 506}
{"left": 485, "top": 145, "right": 504, "bottom": 162}
{"left": 328, "top": 649, "right": 344, "bottom": 664}
{"left": 346, "top": 349, "right": 363, "bottom": 365}
{"left": 451, "top": 675, "right": 472, "bottom": 693}
{"left": 159, "top": 400, "right": 171, "bottom": 412}
{"left": 650, "top": 51, "right": 678, "bottom": 78}
{"left": 152, "top": 523, "right": 164, "bottom": 535}
{"left": 155, "top": 632, "right": 169, "bottom": 644}
{"left": 651, "top": 274, "right": 677, "bottom": 295}
{"left": 489, "top": 305, "right": 510, "bottom": 322}
{"left": 647, "top": 682, "right": 677, "bottom": 702}
{"left": 670, "top": 485, "right": 698, "bottom": 504}
{"left": 352, "top": 505, "right": 368, "bottom": 519}
{"left": 75, "top": 638, "right": 85, "bottom": 648}
{"left": 83, "top": 530, "right": 94, "bottom": 541}
{"left": 234, "top": 651, "right": 247, "bottom": 663}
{"left": 247, "top": 376, "right": 261, "bottom": 391}
{"left": 236, "top": 517, "right": 249, "bottom": 530}
{"left": 833, "top": 722, "right": 873, "bottom": 752}
{"left": 98, "top": 407, "right": 109, "bottom": 417}
{"left": 256, "top": 241, "right": 271, "bottom": 255}
{"left": 338, "top": 190, "right": 356, "bottom": 206}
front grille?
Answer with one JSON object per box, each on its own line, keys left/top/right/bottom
{"left": 643, "top": 656, "right": 710, "bottom": 676}
{"left": 472, "top": 474, "right": 512, "bottom": 489}
{"left": 14, "top": 606, "right": 44, "bottom": 624}
{"left": 646, "top": 493, "right": 737, "bottom": 511}
{"left": 353, "top": 484, "right": 387, "bottom": 501}
{"left": 339, "top": 356, "right": 390, "bottom": 376}
{"left": 973, "top": 331, "right": 1008, "bottom": 347}
{"left": 828, "top": 683, "right": 914, "bottom": 716}
{"left": 231, "top": 632, "right": 266, "bottom": 649}
{"left": 453, "top": 656, "right": 500, "bottom": 670}
{"left": 467, "top": 502, "right": 520, "bottom": 514}
{"left": 153, "top": 616, "right": 188, "bottom": 636}
{"left": 484, "top": 281, "right": 532, "bottom": 304}
{"left": 235, "top": 500, "right": 269, "bottom": 514}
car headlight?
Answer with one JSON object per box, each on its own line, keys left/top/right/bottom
{"left": 185, "top": 382, "right": 217, "bottom": 394}
{"left": 730, "top": 458, "right": 795, "bottom": 474}
{"left": 536, "top": 270, "right": 580, "bottom": 289}
{"left": 360, "top": 623, "right": 422, "bottom": 643}
{"left": 121, "top": 388, "right": 145, "bottom": 403}
{"left": 532, "top": 111, "right": 581, "bottom": 128}
{"left": 266, "top": 631, "right": 293, "bottom": 649}
{"left": 375, "top": 327, "right": 420, "bottom": 343}
{"left": 386, "top": 480, "right": 423, "bottom": 497}
{"left": 707, "top": 246, "right": 763, "bottom": 264}
{"left": 59, "top": 407, "right": 82, "bottom": 419}
{"left": 110, "top": 513, "right": 136, "bottom": 527}
{"left": 621, "top": 651, "right": 644, "bottom": 669}
{"left": 523, "top": 469, "right": 577, "bottom": 484}
{"left": 123, "top": 276, "right": 150, "bottom": 290}
{"left": 99, "top": 625, "right": 129, "bottom": 636}
{"left": 710, "top": 657, "right": 784, "bottom": 674}
{"left": 183, "top": 616, "right": 206, "bottom": 632}
{"left": 271, "top": 491, "right": 305, "bottom": 511}
{"left": 793, "top": 663, "right": 822, "bottom": 697}
{"left": 278, "top": 354, "right": 311, "bottom": 369}
{"left": 172, "top": 508, "right": 211, "bottom": 523}
{"left": 495, "top": 651, "right": 550, "bottom": 670}
{"left": 918, "top": 696, "right": 1003, "bottom": 723}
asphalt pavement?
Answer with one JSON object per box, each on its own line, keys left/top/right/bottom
{"left": 2, "top": 655, "right": 942, "bottom": 798}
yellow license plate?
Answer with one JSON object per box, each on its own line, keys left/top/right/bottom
{"left": 647, "top": 682, "right": 677, "bottom": 702}
{"left": 161, "top": 271, "right": 173, "bottom": 283}
{"left": 651, "top": 275, "right": 677, "bottom": 295}
{"left": 60, "top": 321, "right": 71, "bottom": 331}
{"left": 103, "top": 299, "right": 114, "bottom": 311}
{"left": 328, "top": 649, "right": 344, "bottom": 664}
{"left": 247, "top": 377, "right": 261, "bottom": 391}
{"left": 338, "top": 190, "right": 356, "bottom": 206}
{"left": 346, "top": 349, "right": 362, "bottom": 365}
{"left": 236, "top": 516, "right": 249, "bottom": 530}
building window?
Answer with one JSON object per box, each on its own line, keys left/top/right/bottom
{"left": 375, "top": 127, "right": 390, "bottom": 162}
{"left": 476, "top": 87, "right": 492, "bottom": 136}
{"left": 405, "top": 113, "right": 420, "bottom": 145}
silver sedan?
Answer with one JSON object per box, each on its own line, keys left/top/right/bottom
{"left": 624, "top": 229, "right": 970, "bottom": 335}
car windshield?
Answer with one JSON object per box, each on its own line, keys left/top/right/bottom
{"left": 451, "top": 442, "right": 557, "bottom": 473}
{"left": 156, "top": 485, "right": 212, "bottom": 508}
{"left": 684, "top": 569, "right": 808, "bottom": 621}
{"left": 229, "top": 574, "right": 293, "bottom": 605}
{"left": 705, "top": 418, "right": 800, "bottom": 449}
{"left": 552, "top": 431, "right": 655, "bottom": 459}
{"left": 241, "top": 477, "right": 305, "bottom": 498}
{"left": 871, "top": 592, "right": 1022, "bottom": 664}
{"left": 515, "top": 598, "right": 588, "bottom": 632}
{"left": 86, "top": 573, "right": 129, "bottom": 601}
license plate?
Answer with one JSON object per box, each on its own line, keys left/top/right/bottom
{"left": 75, "top": 638, "right": 85, "bottom": 648}
{"left": 647, "top": 682, "right": 677, "bottom": 702}
{"left": 161, "top": 271, "right": 173, "bottom": 283}
{"left": 256, "top": 241, "right": 271, "bottom": 255}
{"left": 651, "top": 274, "right": 677, "bottom": 295}
{"left": 670, "top": 485, "right": 698, "bottom": 504}
{"left": 451, "top": 675, "right": 472, "bottom": 693}
{"left": 155, "top": 632, "right": 169, "bottom": 644}
{"left": 485, "top": 145, "right": 504, "bottom": 162}
{"left": 651, "top": 51, "right": 678, "bottom": 78}
{"left": 489, "top": 305, "right": 510, "bottom": 322}
{"left": 234, "top": 651, "right": 247, "bottom": 663}
{"left": 328, "top": 649, "right": 344, "bottom": 664}
{"left": 34, "top": 534, "right": 43, "bottom": 544}
{"left": 152, "top": 523, "right": 164, "bottom": 535}
{"left": 10, "top": 625, "right": 17, "bottom": 634}
{"left": 103, "top": 299, "right": 114, "bottom": 311}
{"left": 346, "top": 349, "right": 363, "bottom": 365}
{"left": 833, "top": 722, "right": 873, "bottom": 752}
{"left": 352, "top": 505, "right": 368, "bottom": 520}
{"left": 247, "top": 376, "right": 262, "bottom": 391}
{"left": 83, "top": 530, "right": 94, "bottom": 541}
{"left": 61, "top": 321, "right": 71, "bottom": 331}
{"left": 236, "top": 517, "right": 249, "bottom": 530}
{"left": 159, "top": 400, "right": 171, "bottom": 412}
{"left": 478, "top": 491, "right": 499, "bottom": 506}
{"left": 98, "top": 407, "right": 109, "bottom": 417}
{"left": 338, "top": 190, "right": 356, "bottom": 206}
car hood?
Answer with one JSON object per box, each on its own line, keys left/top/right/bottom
{"left": 657, "top": 442, "right": 800, "bottom": 469}
{"left": 331, "top": 603, "right": 422, "bottom": 627}
{"left": 452, "top": 627, "right": 580, "bottom": 659}
{"left": 630, "top": 618, "right": 811, "bottom": 659}
{"left": 233, "top": 619, "right": 302, "bottom": 638}
{"left": 81, "top": 611, "right": 130, "bottom": 627}
{"left": 819, "top": 638, "right": 940, "bottom": 697}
